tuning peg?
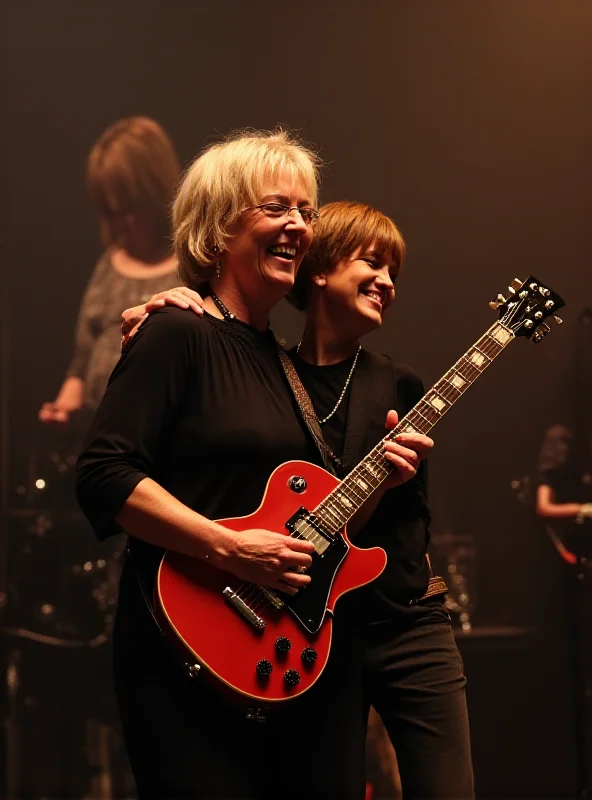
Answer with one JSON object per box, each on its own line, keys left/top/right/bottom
{"left": 553, "top": 315, "right": 563, "bottom": 325}
{"left": 489, "top": 293, "right": 507, "bottom": 310}
{"left": 510, "top": 278, "right": 524, "bottom": 291}
{"left": 532, "top": 323, "right": 550, "bottom": 343}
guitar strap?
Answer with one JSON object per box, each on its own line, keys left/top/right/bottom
{"left": 276, "top": 341, "right": 447, "bottom": 605}
{"left": 276, "top": 343, "right": 340, "bottom": 477}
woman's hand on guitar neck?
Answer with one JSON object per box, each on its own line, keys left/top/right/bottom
{"left": 348, "top": 411, "right": 433, "bottom": 536}
{"left": 121, "top": 286, "right": 205, "bottom": 346}
{"left": 216, "top": 528, "right": 315, "bottom": 596}
{"left": 382, "top": 410, "right": 433, "bottom": 489}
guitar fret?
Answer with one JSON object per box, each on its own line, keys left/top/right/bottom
{"left": 436, "top": 382, "right": 461, "bottom": 403}
{"left": 343, "top": 478, "right": 365, "bottom": 501}
{"left": 416, "top": 401, "right": 439, "bottom": 421}
{"left": 442, "top": 373, "right": 467, "bottom": 394}
{"left": 367, "top": 457, "right": 390, "bottom": 481}
{"left": 352, "top": 473, "right": 372, "bottom": 494}
{"left": 343, "top": 480, "right": 366, "bottom": 505}
{"left": 335, "top": 486, "right": 358, "bottom": 510}
{"left": 426, "top": 392, "right": 447, "bottom": 413}
{"left": 489, "top": 324, "right": 512, "bottom": 347}
{"left": 407, "top": 409, "right": 432, "bottom": 433}
{"left": 473, "top": 346, "right": 491, "bottom": 362}
{"left": 327, "top": 499, "right": 348, "bottom": 524}
{"left": 319, "top": 502, "right": 344, "bottom": 531}
{"left": 456, "top": 358, "right": 481, "bottom": 382}
{"left": 359, "top": 464, "right": 382, "bottom": 488}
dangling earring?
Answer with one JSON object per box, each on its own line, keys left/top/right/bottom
{"left": 213, "top": 245, "right": 221, "bottom": 279}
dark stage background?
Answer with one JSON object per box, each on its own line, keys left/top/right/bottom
{"left": 1, "top": 1, "right": 592, "bottom": 797}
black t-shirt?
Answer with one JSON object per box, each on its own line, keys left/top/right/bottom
{"left": 289, "top": 350, "right": 353, "bottom": 464}
{"left": 290, "top": 348, "right": 432, "bottom": 622}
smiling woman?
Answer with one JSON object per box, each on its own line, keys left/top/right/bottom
{"left": 113, "top": 194, "right": 473, "bottom": 798}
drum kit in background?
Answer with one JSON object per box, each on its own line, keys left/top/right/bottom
{"left": 1, "top": 430, "right": 132, "bottom": 800}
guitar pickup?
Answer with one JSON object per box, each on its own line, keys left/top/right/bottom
{"left": 259, "top": 587, "right": 285, "bottom": 609}
{"left": 285, "top": 507, "right": 334, "bottom": 543}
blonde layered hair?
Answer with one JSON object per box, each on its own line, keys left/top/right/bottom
{"left": 173, "top": 129, "right": 321, "bottom": 287}
{"left": 288, "top": 201, "right": 407, "bottom": 310}
{"left": 86, "top": 116, "right": 181, "bottom": 248}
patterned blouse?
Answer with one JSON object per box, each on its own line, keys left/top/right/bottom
{"left": 66, "top": 252, "right": 180, "bottom": 410}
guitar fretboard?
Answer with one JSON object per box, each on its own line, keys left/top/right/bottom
{"left": 312, "top": 320, "right": 514, "bottom": 535}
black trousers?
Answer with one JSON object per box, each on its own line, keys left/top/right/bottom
{"left": 114, "top": 567, "right": 472, "bottom": 799}
{"left": 364, "top": 609, "right": 474, "bottom": 800}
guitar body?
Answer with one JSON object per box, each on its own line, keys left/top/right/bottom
{"left": 156, "top": 460, "right": 387, "bottom": 704}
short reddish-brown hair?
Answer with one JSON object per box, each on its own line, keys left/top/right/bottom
{"left": 86, "top": 116, "right": 181, "bottom": 248}
{"left": 288, "top": 201, "right": 406, "bottom": 310}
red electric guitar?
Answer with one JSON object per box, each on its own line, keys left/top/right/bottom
{"left": 156, "top": 276, "right": 564, "bottom": 705}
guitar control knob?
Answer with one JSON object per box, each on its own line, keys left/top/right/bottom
{"left": 256, "top": 659, "right": 273, "bottom": 678}
{"left": 275, "top": 636, "right": 291, "bottom": 653}
{"left": 289, "top": 476, "right": 307, "bottom": 493}
{"left": 284, "top": 669, "right": 301, "bottom": 686}
{"left": 301, "top": 647, "right": 317, "bottom": 665}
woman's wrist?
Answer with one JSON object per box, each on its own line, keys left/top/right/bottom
{"left": 205, "top": 523, "right": 236, "bottom": 566}
{"left": 575, "top": 503, "right": 592, "bottom": 524}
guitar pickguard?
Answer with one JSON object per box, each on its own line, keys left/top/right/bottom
{"left": 282, "top": 534, "right": 348, "bottom": 634}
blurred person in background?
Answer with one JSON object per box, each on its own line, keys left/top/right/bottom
{"left": 39, "top": 115, "right": 181, "bottom": 425}
{"left": 536, "top": 424, "right": 592, "bottom": 555}
{"left": 28, "top": 116, "right": 181, "bottom": 799}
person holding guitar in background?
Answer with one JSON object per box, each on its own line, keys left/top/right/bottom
{"left": 119, "top": 200, "right": 474, "bottom": 799}
{"left": 536, "top": 424, "right": 592, "bottom": 544}
{"left": 38, "top": 116, "right": 181, "bottom": 425}
{"left": 75, "top": 130, "right": 431, "bottom": 799}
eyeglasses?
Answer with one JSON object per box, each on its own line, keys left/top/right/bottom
{"left": 242, "top": 202, "right": 320, "bottom": 226}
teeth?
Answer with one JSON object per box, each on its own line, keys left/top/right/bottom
{"left": 365, "top": 291, "right": 383, "bottom": 304}
{"left": 269, "top": 246, "right": 297, "bottom": 258}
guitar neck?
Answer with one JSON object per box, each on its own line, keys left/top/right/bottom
{"left": 311, "top": 320, "right": 515, "bottom": 535}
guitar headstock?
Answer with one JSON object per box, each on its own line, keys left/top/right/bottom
{"left": 489, "top": 276, "right": 565, "bottom": 342}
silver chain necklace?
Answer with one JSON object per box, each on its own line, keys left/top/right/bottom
{"left": 295, "top": 343, "right": 362, "bottom": 425}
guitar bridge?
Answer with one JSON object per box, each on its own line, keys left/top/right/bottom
{"left": 222, "top": 587, "right": 266, "bottom": 631}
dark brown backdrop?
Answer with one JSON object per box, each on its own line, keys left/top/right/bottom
{"left": 2, "top": 1, "right": 591, "bottom": 795}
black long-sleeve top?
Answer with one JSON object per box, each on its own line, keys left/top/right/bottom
{"left": 76, "top": 305, "right": 320, "bottom": 540}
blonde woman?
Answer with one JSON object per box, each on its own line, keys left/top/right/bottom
{"left": 123, "top": 200, "right": 473, "bottom": 799}
{"left": 39, "top": 116, "right": 181, "bottom": 423}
